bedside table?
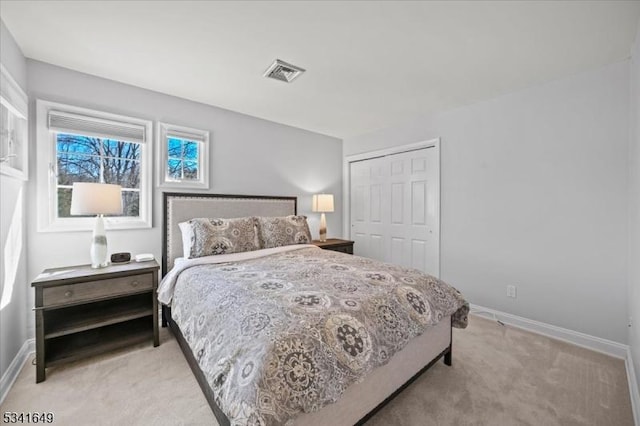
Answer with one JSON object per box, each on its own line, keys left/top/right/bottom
{"left": 312, "top": 238, "right": 355, "bottom": 254}
{"left": 31, "top": 260, "right": 160, "bottom": 383}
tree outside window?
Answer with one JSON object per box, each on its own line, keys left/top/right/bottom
{"left": 56, "top": 133, "right": 141, "bottom": 217}
{"left": 167, "top": 137, "right": 199, "bottom": 181}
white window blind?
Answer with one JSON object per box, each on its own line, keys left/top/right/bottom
{"left": 166, "top": 129, "right": 205, "bottom": 142}
{"left": 48, "top": 110, "right": 147, "bottom": 143}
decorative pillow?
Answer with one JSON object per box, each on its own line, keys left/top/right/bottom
{"left": 256, "top": 215, "right": 312, "bottom": 249}
{"left": 184, "top": 216, "right": 259, "bottom": 258}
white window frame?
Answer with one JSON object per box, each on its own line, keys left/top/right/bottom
{"left": 157, "top": 122, "right": 209, "bottom": 189}
{"left": 36, "top": 99, "right": 153, "bottom": 232}
{"left": 0, "top": 64, "right": 29, "bottom": 181}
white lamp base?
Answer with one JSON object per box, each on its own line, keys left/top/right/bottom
{"left": 91, "top": 215, "right": 109, "bottom": 268}
{"left": 319, "top": 212, "right": 327, "bottom": 242}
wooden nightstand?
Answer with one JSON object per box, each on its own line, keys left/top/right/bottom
{"left": 31, "top": 260, "right": 160, "bottom": 383}
{"left": 312, "top": 238, "right": 355, "bottom": 254}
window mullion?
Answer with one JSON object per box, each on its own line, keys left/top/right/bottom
{"left": 181, "top": 151, "right": 185, "bottom": 180}
{"left": 99, "top": 138, "right": 105, "bottom": 184}
{"left": 181, "top": 142, "right": 185, "bottom": 180}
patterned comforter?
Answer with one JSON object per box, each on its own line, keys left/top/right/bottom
{"left": 164, "top": 246, "right": 468, "bottom": 426}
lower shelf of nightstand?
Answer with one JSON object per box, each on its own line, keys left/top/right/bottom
{"left": 44, "top": 292, "right": 153, "bottom": 338}
{"left": 45, "top": 316, "right": 153, "bottom": 366}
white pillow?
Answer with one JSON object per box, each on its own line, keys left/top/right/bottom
{"left": 178, "top": 221, "right": 193, "bottom": 259}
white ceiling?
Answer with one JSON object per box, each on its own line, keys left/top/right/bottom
{"left": 2, "top": 1, "right": 639, "bottom": 139}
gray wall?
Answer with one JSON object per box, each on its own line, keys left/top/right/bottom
{"left": 25, "top": 60, "right": 343, "bottom": 336}
{"left": 344, "top": 61, "right": 630, "bottom": 344}
{"left": 0, "top": 20, "right": 29, "bottom": 379}
{"left": 629, "top": 23, "right": 640, "bottom": 390}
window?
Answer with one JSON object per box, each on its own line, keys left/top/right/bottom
{"left": 56, "top": 134, "right": 141, "bottom": 217}
{"left": 0, "top": 64, "right": 28, "bottom": 180}
{"left": 37, "top": 100, "right": 152, "bottom": 232}
{"left": 157, "top": 122, "right": 209, "bottom": 189}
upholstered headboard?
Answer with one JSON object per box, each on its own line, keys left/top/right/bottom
{"left": 162, "top": 192, "right": 297, "bottom": 276}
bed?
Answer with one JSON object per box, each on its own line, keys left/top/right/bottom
{"left": 160, "top": 192, "right": 468, "bottom": 426}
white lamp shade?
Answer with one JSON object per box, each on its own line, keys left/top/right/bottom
{"left": 312, "top": 194, "right": 334, "bottom": 213}
{"left": 70, "top": 183, "right": 123, "bottom": 215}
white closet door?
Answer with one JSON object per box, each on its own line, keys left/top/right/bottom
{"left": 349, "top": 147, "right": 439, "bottom": 277}
{"left": 350, "top": 156, "right": 388, "bottom": 262}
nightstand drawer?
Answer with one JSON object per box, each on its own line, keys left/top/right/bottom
{"left": 43, "top": 274, "right": 153, "bottom": 307}
{"left": 312, "top": 239, "right": 355, "bottom": 254}
{"left": 330, "top": 245, "right": 353, "bottom": 254}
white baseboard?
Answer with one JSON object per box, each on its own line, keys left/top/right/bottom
{"left": 626, "top": 348, "right": 640, "bottom": 426}
{"left": 0, "top": 339, "right": 35, "bottom": 406}
{"left": 470, "top": 304, "right": 628, "bottom": 358}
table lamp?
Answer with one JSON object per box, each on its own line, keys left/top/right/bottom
{"left": 70, "top": 182, "right": 123, "bottom": 268}
{"left": 312, "top": 193, "right": 334, "bottom": 242}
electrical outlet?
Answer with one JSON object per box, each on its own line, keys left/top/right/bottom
{"left": 507, "top": 285, "right": 517, "bottom": 299}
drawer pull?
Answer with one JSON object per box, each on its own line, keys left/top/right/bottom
{"left": 64, "top": 291, "right": 73, "bottom": 298}
{"left": 131, "top": 280, "right": 139, "bottom": 287}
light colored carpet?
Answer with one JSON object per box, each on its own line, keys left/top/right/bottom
{"left": 1, "top": 316, "right": 633, "bottom": 425}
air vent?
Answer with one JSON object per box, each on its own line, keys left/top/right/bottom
{"left": 264, "top": 59, "right": 306, "bottom": 83}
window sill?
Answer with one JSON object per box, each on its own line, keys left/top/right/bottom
{"left": 37, "top": 217, "right": 152, "bottom": 233}
{"left": 157, "top": 181, "right": 209, "bottom": 190}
